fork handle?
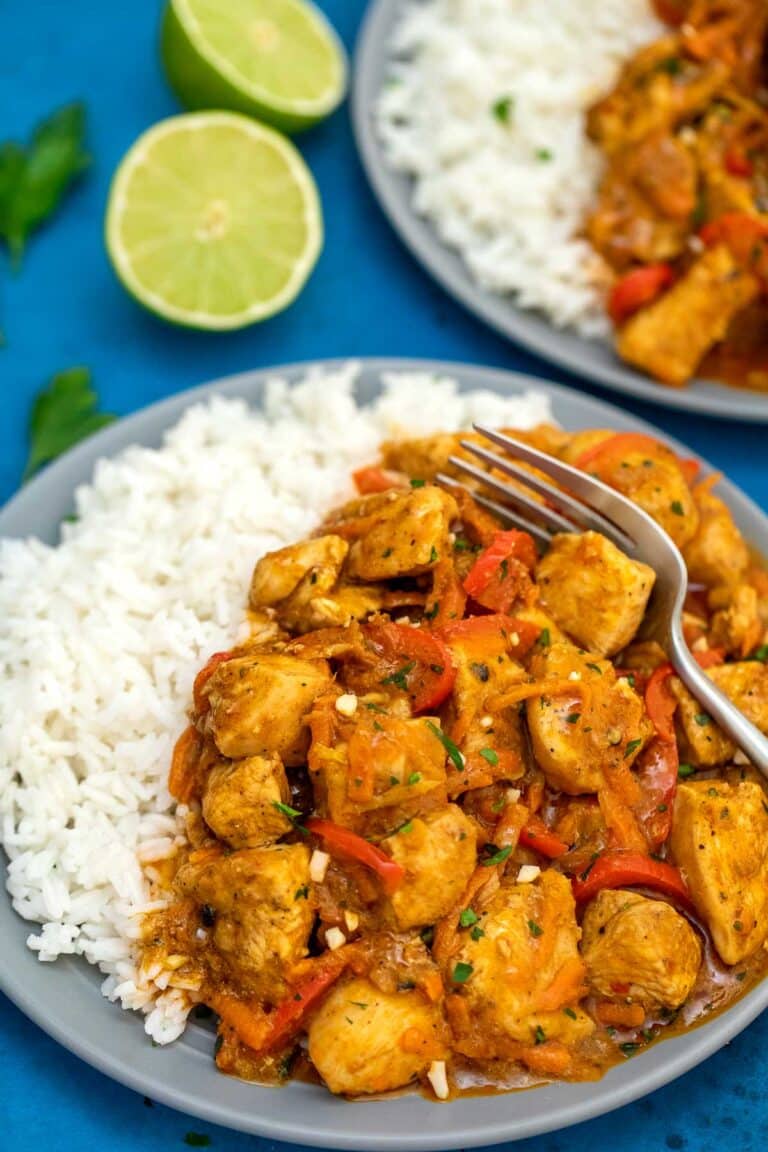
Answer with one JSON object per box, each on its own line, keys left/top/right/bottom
{"left": 673, "top": 646, "right": 768, "bottom": 777}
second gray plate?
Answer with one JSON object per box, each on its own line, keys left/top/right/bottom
{"left": 2, "top": 358, "right": 768, "bottom": 1148}
{"left": 352, "top": 0, "right": 768, "bottom": 423}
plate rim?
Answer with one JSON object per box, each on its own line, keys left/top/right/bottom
{"left": 350, "top": 0, "right": 768, "bottom": 423}
{"left": 2, "top": 355, "right": 768, "bottom": 1150}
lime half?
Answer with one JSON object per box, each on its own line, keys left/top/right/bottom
{"left": 105, "top": 112, "right": 323, "bottom": 330}
{"left": 161, "top": 0, "right": 347, "bottom": 134}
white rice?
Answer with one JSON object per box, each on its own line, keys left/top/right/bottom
{"left": 376, "top": 0, "right": 665, "bottom": 336}
{"left": 0, "top": 364, "right": 551, "bottom": 1043}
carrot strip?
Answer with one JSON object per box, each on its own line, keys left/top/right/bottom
{"left": 488, "top": 678, "right": 591, "bottom": 710}
{"left": 594, "top": 1001, "right": 646, "bottom": 1028}
{"left": 536, "top": 957, "right": 587, "bottom": 1012}
{"left": 168, "top": 725, "right": 201, "bottom": 804}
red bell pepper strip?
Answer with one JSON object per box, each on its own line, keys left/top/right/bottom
{"left": 725, "top": 147, "right": 754, "bottom": 178}
{"left": 438, "top": 613, "right": 541, "bottom": 658}
{"left": 306, "top": 818, "right": 406, "bottom": 895}
{"left": 608, "top": 264, "right": 675, "bottom": 326}
{"left": 462, "top": 530, "right": 537, "bottom": 613}
{"left": 363, "top": 621, "right": 456, "bottom": 713}
{"left": 519, "top": 815, "right": 569, "bottom": 859}
{"left": 645, "top": 662, "right": 677, "bottom": 743}
{"left": 572, "top": 851, "right": 691, "bottom": 907}
{"left": 193, "top": 649, "right": 234, "bottom": 713}
{"left": 633, "top": 737, "right": 679, "bottom": 848}
{"left": 693, "top": 648, "right": 726, "bottom": 669}
{"left": 352, "top": 465, "right": 406, "bottom": 494}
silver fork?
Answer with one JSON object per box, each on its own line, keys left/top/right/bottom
{"left": 437, "top": 425, "right": 768, "bottom": 777}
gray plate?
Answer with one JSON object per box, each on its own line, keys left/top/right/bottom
{"left": 352, "top": 0, "right": 768, "bottom": 423}
{"left": 2, "top": 358, "right": 768, "bottom": 1150}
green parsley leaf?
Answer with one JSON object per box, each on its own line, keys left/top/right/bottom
{"left": 534, "top": 1025, "right": 546, "bottom": 1045}
{"left": 424, "top": 720, "right": 464, "bottom": 771}
{"left": 535, "top": 148, "right": 553, "bottom": 162}
{"left": 429, "top": 545, "right": 439, "bottom": 563}
{"left": 479, "top": 748, "right": 499, "bottom": 766}
{"left": 451, "top": 961, "right": 474, "bottom": 984}
{"left": 566, "top": 712, "right": 581, "bottom": 725}
{"left": 294, "top": 885, "right": 309, "bottom": 900}
{"left": 753, "top": 644, "right": 768, "bottom": 663}
{"left": 460, "top": 908, "right": 479, "bottom": 928}
{"left": 397, "top": 820, "right": 414, "bottom": 835}
{"left": 381, "top": 661, "right": 416, "bottom": 691}
{"left": 657, "top": 56, "right": 682, "bottom": 75}
{"left": 389, "top": 775, "right": 400, "bottom": 786}
{"left": 481, "top": 845, "right": 512, "bottom": 867}
{"left": 624, "top": 738, "right": 642, "bottom": 759}
{"left": 23, "top": 366, "right": 116, "bottom": 482}
{"left": 274, "top": 801, "right": 302, "bottom": 820}
{"left": 0, "top": 103, "right": 90, "bottom": 267}
{"left": 619, "top": 1042, "right": 640, "bottom": 1057}
{"left": 677, "top": 763, "right": 695, "bottom": 778}
{"left": 694, "top": 713, "right": 711, "bottom": 727}
{"left": 586, "top": 662, "right": 602, "bottom": 675}
{"left": 491, "top": 95, "right": 514, "bottom": 123}
{"left": 407, "top": 771, "right": 422, "bottom": 786}
{"left": 365, "top": 701, "right": 389, "bottom": 714}
{"left": 537, "top": 628, "right": 551, "bottom": 647}
{"left": 470, "top": 925, "right": 485, "bottom": 941}
{"left": 563, "top": 1007, "right": 577, "bottom": 1020}
{"left": 736, "top": 971, "right": 747, "bottom": 982}
{"left": 670, "top": 500, "right": 685, "bottom": 516}
{"left": 410, "top": 478, "right": 426, "bottom": 488}
{"left": 733, "top": 920, "right": 743, "bottom": 932}
{"left": 527, "top": 919, "right": 543, "bottom": 938}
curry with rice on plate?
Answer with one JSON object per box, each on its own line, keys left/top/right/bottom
{"left": 142, "top": 423, "right": 768, "bottom": 1100}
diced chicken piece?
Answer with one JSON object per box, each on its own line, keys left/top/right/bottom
{"left": 204, "top": 652, "right": 331, "bottom": 765}
{"left": 311, "top": 711, "right": 447, "bottom": 836}
{"left": 326, "top": 486, "right": 458, "bottom": 582}
{"left": 175, "top": 844, "right": 313, "bottom": 998}
{"left": 581, "top": 890, "right": 701, "bottom": 1011}
{"left": 380, "top": 433, "right": 463, "bottom": 481}
{"left": 670, "top": 661, "right": 768, "bottom": 767}
{"left": 526, "top": 643, "right": 652, "bottom": 794}
{"left": 382, "top": 805, "right": 477, "bottom": 930}
{"left": 670, "top": 780, "right": 768, "bottom": 964}
{"left": 683, "top": 479, "right": 750, "bottom": 588}
{"left": 250, "top": 535, "right": 385, "bottom": 632}
{"left": 709, "top": 583, "right": 763, "bottom": 658}
{"left": 449, "top": 870, "right": 593, "bottom": 1048}
{"left": 308, "top": 976, "right": 446, "bottom": 1095}
{"left": 536, "top": 531, "right": 655, "bottom": 657}
{"left": 587, "top": 36, "right": 730, "bottom": 154}
{"left": 616, "top": 246, "right": 759, "bottom": 387}
{"left": 201, "top": 754, "right": 291, "bottom": 848}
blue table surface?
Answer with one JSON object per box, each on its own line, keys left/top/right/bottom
{"left": 1, "top": 2, "right": 765, "bottom": 1149}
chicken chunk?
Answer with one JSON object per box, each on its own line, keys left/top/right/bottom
{"left": 174, "top": 844, "right": 314, "bottom": 998}
{"left": 249, "top": 535, "right": 385, "bottom": 632}
{"left": 536, "top": 532, "right": 655, "bottom": 657}
{"left": 670, "top": 780, "right": 768, "bottom": 964}
{"left": 308, "top": 976, "right": 446, "bottom": 1095}
{"left": 581, "top": 890, "right": 701, "bottom": 1011}
{"left": 382, "top": 805, "right": 477, "bottom": 930}
{"left": 201, "top": 754, "right": 291, "bottom": 848}
{"left": 670, "top": 661, "right": 768, "bottom": 767}
{"left": 708, "top": 583, "right": 762, "bottom": 658}
{"left": 526, "top": 643, "right": 652, "bottom": 794}
{"left": 616, "top": 246, "right": 759, "bottom": 387}
{"left": 310, "top": 711, "right": 448, "bottom": 836}
{"left": 449, "top": 870, "right": 593, "bottom": 1049}
{"left": 204, "top": 652, "right": 331, "bottom": 765}
{"left": 683, "top": 479, "right": 750, "bottom": 589}
{"left": 380, "top": 433, "right": 462, "bottom": 481}
{"left": 326, "top": 486, "right": 458, "bottom": 582}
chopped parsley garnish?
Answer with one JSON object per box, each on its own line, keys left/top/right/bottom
{"left": 479, "top": 748, "right": 499, "bottom": 766}
{"left": 678, "top": 763, "right": 695, "bottom": 778}
{"left": 294, "top": 885, "right": 309, "bottom": 900}
{"left": 527, "top": 919, "right": 543, "bottom": 938}
{"left": 389, "top": 775, "right": 400, "bottom": 786}
{"left": 694, "top": 713, "right": 711, "bottom": 726}
{"left": 381, "top": 661, "right": 416, "bottom": 691}
{"left": 471, "top": 661, "right": 490, "bottom": 682}
{"left": 481, "top": 845, "right": 512, "bottom": 867}
{"left": 273, "top": 801, "right": 303, "bottom": 820}
{"left": 492, "top": 95, "right": 514, "bottom": 123}
{"left": 365, "top": 701, "right": 389, "bottom": 714}
{"left": 382, "top": 547, "right": 393, "bottom": 558}
{"left": 586, "top": 662, "right": 602, "bottom": 675}
{"left": 349, "top": 1001, "right": 369, "bottom": 1009}
{"left": 459, "top": 908, "right": 479, "bottom": 928}
{"left": 670, "top": 500, "right": 685, "bottom": 516}
{"left": 657, "top": 55, "right": 682, "bottom": 75}
{"left": 566, "top": 712, "right": 581, "bottom": 725}
{"left": 733, "top": 920, "right": 743, "bottom": 932}
{"left": 537, "top": 628, "right": 551, "bottom": 647}
{"left": 753, "top": 644, "right": 768, "bottom": 663}
{"left": 397, "top": 820, "right": 414, "bottom": 835}
{"left": 470, "top": 925, "right": 485, "bottom": 941}
{"left": 424, "top": 601, "right": 440, "bottom": 620}
{"left": 619, "top": 1042, "right": 640, "bottom": 1057}
{"left": 407, "top": 771, "right": 422, "bottom": 786}
{"left": 452, "top": 961, "right": 474, "bottom": 984}
{"left": 624, "top": 738, "right": 642, "bottom": 759}
{"left": 534, "top": 1025, "right": 546, "bottom": 1045}
{"left": 429, "top": 546, "right": 439, "bottom": 563}
{"left": 424, "top": 720, "right": 464, "bottom": 771}
{"left": 535, "top": 148, "right": 553, "bottom": 162}
{"left": 736, "top": 971, "right": 747, "bottom": 982}
{"left": 420, "top": 925, "right": 435, "bottom": 945}
{"left": 410, "top": 478, "right": 426, "bottom": 488}
{"left": 563, "top": 1007, "right": 577, "bottom": 1020}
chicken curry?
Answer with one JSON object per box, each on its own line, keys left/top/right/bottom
{"left": 142, "top": 425, "right": 768, "bottom": 1100}
{"left": 586, "top": 0, "right": 768, "bottom": 390}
